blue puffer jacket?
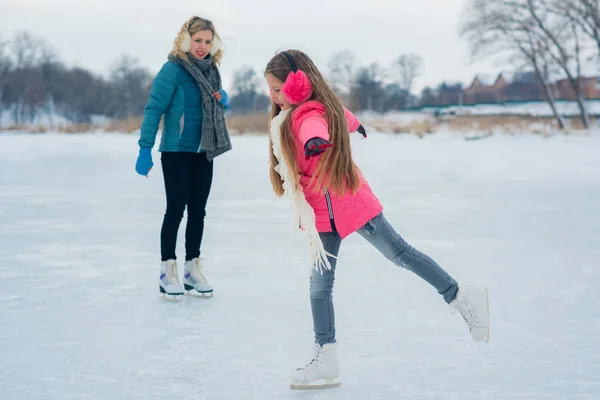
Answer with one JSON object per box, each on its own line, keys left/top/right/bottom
{"left": 138, "top": 60, "right": 230, "bottom": 152}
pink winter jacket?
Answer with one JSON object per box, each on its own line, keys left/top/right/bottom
{"left": 290, "top": 101, "right": 383, "bottom": 239}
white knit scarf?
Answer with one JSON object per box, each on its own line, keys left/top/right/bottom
{"left": 270, "top": 109, "right": 333, "bottom": 273}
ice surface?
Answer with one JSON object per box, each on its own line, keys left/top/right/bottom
{"left": 1, "top": 131, "right": 599, "bottom": 399}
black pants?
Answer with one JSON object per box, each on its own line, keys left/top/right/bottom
{"left": 160, "top": 152, "right": 213, "bottom": 261}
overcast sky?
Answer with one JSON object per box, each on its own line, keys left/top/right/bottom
{"left": 1, "top": 0, "right": 499, "bottom": 93}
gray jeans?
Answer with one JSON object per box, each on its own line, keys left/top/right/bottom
{"left": 310, "top": 212, "right": 458, "bottom": 346}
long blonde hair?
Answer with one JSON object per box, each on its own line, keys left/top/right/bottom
{"left": 265, "top": 50, "right": 360, "bottom": 197}
{"left": 170, "top": 16, "right": 224, "bottom": 66}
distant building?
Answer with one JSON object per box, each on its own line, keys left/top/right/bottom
{"left": 463, "top": 71, "right": 600, "bottom": 105}
{"left": 503, "top": 71, "right": 545, "bottom": 102}
{"left": 463, "top": 73, "right": 508, "bottom": 104}
{"left": 554, "top": 77, "right": 600, "bottom": 100}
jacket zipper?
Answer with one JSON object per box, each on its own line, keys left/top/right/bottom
{"left": 179, "top": 112, "right": 185, "bottom": 138}
{"left": 324, "top": 189, "right": 337, "bottom": 232}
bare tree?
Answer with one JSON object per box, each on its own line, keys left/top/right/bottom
{"left": 109, "top": 54, "right": 151, "bottom": 119}
{"left": 230, "top": 66, "right": 269, "bottom": 113}
{"left": 327, "top": 50, "right": 358, "bottom": 101}
{"left": 0, "top": 35, "right": 9, "bottom": 79}
{"left": 0, "top": 30, "right": 164, "bottom": 126}
{"left": 461, "top": 0, "right": 566, "bottom": 129}
{"left": 6, "top": 32, "right": 60, "bottom": 124}
{"left": 61, "top": 67, "right": 113, "bottom": 123}
{"left": 0, "top": 35, "right": 11, "bottom": 111}
{"left": 420, "top": 86, "right": 438, "bottom": 107}
{"left": 351, "top": 63, "right": 387, "bottom": 112}
{"left": 523, "top": 36, "right": 566, "bottom": 129}
{"left": 232, "top": 66, "right": 259, "bottom": 96}
{"left": 0, "top": 36, "right": 9, "bottom": 127}
{"left": 392, "top": 53, "right": 424, "bottom": 95}
{"left": 548, "top": 0, "right": 600, "bottom": 57}
{"left": 524, "top": 0, "right": 590, "bottom": 128}
{"left": 10, "top": 32, "right": 44, "bottom": 70}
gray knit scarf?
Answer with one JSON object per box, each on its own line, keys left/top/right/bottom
{"left": 168, "top": 53, "right": 232, "bottom": 161}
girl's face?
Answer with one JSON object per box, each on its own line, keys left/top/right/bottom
{"left": 265, "top": 73, "right": 291, "bottom": 111}
{"left": 189, "top": 30, "right": 214, "bottom": 60}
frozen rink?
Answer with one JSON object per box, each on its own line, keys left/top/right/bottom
{"left": 1, "top": 131, "right": 599, "bottom": 399}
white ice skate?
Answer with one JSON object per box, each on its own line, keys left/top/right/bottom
{"left": 450, "top": 285, "right": 490, "bottom": 342}
{"left": 159, "top": 260, "right": 184, "bottom": 298}
{"left": 289, "top": 343, "right": 341, "bottom": 390}
{"left": 183, "top": 258, "right": 213, "bottom": 296}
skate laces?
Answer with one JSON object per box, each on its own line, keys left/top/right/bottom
{"left": 189, "top": 259, "right": 207, "bottom": 283}
{"left": 164, "top": 261, "right": 180, "bottom": 284}
{"left": 298, "top": 344, "right": 325, "bottom": 371}
{"left": 451, "top": 296, "right": 479, "bottom": 328}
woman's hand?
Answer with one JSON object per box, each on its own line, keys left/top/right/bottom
{"left": 213, "top": 89, "right": 230, "bottom": 110}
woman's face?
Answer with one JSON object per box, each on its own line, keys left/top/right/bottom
{"left": 189, "top": 30, "right": 214, "bottom": 60}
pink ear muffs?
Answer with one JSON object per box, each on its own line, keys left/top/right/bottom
{"left": 281, "top": 51, "right": 313, "bottom": 105}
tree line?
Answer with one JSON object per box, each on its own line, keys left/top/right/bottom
{"left": 0, "top": 31, "right": 448, "bottom": 126}
{"left": 0, "top": 32, "right": 151, "bottom": 126}
{"left": 4, "top": 1, "right": 600, "bottom": 131}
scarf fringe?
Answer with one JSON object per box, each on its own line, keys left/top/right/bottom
{"left": 271, "top": 110, "right": 335, "bottom": 274}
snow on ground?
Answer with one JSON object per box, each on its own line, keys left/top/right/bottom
{"left": 0, "top": 130, "right": 599, "bottom": 399}
{"left": 437, "top": 99, "right": 600, "bottom": 117}
{"left": 356, "top": 110, "right": 434, "bottom": 124}
{"left": 0, "top": 108, "right": 111, "bottom": 129}
{"left": 357, "top": 100, "right": 600, "bottom": 122}
{"left": 0, "top": 108, "right": 71, "bottom": 128}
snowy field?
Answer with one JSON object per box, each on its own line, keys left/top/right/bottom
{"left": 440, "top": 100, "right": 600, "bottom": 117}
{"left": 1, "top": 131, "right": 599, "bottom": 399}
{"left": 355, "top": 100, "right": 600, "bottom": 124}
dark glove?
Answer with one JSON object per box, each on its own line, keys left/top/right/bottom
{"left": 357, "top": 124, "right": 367, "bottom": 138}
{"left": 305, "top": 137, "right": 334, "bottom": 160}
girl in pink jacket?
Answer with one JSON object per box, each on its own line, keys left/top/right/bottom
{"left": 265, "top": 49, "right": 490, "bottom": 390}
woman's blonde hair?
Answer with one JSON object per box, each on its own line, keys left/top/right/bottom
{"left": 171, "top": 16, "right": 224, "bottom": 66}
{"left": 265, "top": 49, "right": 361, "bottom": 197}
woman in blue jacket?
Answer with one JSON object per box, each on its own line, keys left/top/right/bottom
{"left": 135, "top": 16, "right": 231, "bottom": 297}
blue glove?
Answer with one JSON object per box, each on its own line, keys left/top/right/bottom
{"left": 218, "top": 89, "right": 230, "bottom": 111}
{"left": 135, "top": 147, "right": 153, "bottom": 176}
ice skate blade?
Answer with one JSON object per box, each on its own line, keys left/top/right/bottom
{"left": 472, "top": 327, "right": 489, "bottom": 343}
{"left": 159, "top": 286, "right": 183, "bottom": 300}
{"left": 158, "top": 293, "right": 183, "bottom": 301}
{"left": 471, "top": 287, "right": 490, "bottom": 343}
{"left": 185, "top": 289, "right": 214, "bottom": 298}
{"left": 184, "top": 284, "right": 214, "bottom": 298}
{"left": 185, "top": 288, "right": 213, "bottom": 299}
{"left": 289, "top": 378, "right": 341, "bottom": 390}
